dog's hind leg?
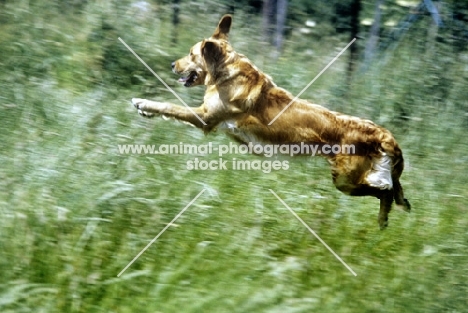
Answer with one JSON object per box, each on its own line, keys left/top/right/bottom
{"left": 334, "top": 182, "right": 394, "bottom": 229}
{"left": 330, "top": 154, "right": 397, "bottom": 229}
{"left": 391, "top": 152, "right": 411, "bottom": 212}
{"left": 377, "top": 190, "right": 394, "bottom": 230}
{"left": 393, "top": 179, "right": 411, "bottom": 212}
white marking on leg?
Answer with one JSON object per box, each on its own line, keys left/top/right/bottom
{"left": 366, "top": 153, "right": 393, "bottom": 190}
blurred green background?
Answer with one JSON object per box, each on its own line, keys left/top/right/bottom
{"left": 1, "top": 0, "right": 468, "bottom": 312}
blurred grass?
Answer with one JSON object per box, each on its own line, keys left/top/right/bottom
{"left": 1, "top": 0, "right": 468, "bottom": 312}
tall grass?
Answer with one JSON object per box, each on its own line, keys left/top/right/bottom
{"left": 0, "top": 1, "right": 467, "bottom": 312}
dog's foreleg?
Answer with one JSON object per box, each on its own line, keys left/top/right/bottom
{"left": 132, "top": 98, "right": 206, "bottom": 128}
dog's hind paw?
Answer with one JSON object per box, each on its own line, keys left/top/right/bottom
{"left": 402, "top": 198, "right": 411, "bottom": 212}
{"left": 378, "top": 218, "right": 388, "bottom": 230}
{"left": 395, "top": 198, "right": 411, "bottom": 213}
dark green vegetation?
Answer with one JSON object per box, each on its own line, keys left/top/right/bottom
{"left": 1, "top": 0, "right": 467, "bottom": 312}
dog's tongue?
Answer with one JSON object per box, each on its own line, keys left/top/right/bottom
{"left": 178, "top": 77, "right": 188, "bottom": 83}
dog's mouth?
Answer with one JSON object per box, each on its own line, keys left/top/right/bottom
{"left": 178, "top": 71, "right": 198, "bottom": 87}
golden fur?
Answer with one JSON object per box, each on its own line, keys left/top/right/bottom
{"left": 131, "top": 15, "right": 410, "bottom": 229}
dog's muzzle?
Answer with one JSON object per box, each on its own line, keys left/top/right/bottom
{"left": 172, "top": 61, "right": 198, "bottom": 87}
{"left": 178, "top": 72, "right": 198, "bottom": 87}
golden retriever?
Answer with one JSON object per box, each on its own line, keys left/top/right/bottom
{"left": 131, "top": 14, "right": 410, "bottom": 229}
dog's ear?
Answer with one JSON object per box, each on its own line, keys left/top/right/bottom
{"left": 212, "top": 14, "right": 232, "bottom": 40}
{"left": 201, "top": 40, "right": 223, "bottom": 65}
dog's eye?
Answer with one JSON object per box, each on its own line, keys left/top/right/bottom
{"left": 189, "top": 52, "right": 193, "bottom": 56}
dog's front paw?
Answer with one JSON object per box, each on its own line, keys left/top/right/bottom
{"left": 137, "top": 109, "right": 155, "bottom": 118}
{"left": 131, "top": 98, "right": 155, "bottom": 118}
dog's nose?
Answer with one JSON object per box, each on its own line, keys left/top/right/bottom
{"left": 171, "top": 62, "right": 175, "bottom": 69}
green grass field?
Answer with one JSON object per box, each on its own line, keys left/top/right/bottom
{"left": 1, "top": 1, "right": 467, "bottom": 312}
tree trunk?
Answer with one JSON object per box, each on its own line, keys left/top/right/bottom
{"left": 364, "top": 0, "right": 384, "bottom": 67}
{"left": 171, "top": 0, "right": 180, "bottom": 46}
{"left": 347, "top": 0, "right": 361, "bottom": 83}
{"left": 274, "top": 0, "right": 288, "bottom": 55}
{"left": 262, "top": 0, "right": 276, "bottom": 44}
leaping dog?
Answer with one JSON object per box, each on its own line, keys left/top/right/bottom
{"left": 131, "top": 14, "right": 410, "bottom": 229}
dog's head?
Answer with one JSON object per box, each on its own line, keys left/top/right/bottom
{"left": 172, "top": 14, "right": 234, "bottom": 87}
